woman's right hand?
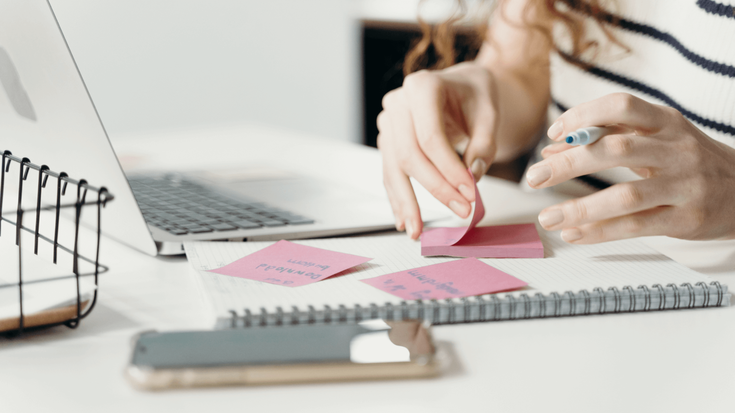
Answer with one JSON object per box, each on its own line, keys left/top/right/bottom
{"left": 377, "top": 62, "right": 500, "bottom": 240}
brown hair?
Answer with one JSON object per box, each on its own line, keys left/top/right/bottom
{"left": 403, "top": 0, "right": 625, "bottom": 76}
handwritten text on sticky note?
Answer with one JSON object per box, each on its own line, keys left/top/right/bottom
{"left": 361, "top": 258, "right": 527, "bottom": 300}
{"left": 209, "top": 240, "right": 372, "bottom": 287}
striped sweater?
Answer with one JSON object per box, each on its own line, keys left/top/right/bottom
{"left": 542, "top": 0, "right": 735, "bottom": 186}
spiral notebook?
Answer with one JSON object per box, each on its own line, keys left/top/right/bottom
{"left": 183, "top": 231, "right": 730, "bottom": 329}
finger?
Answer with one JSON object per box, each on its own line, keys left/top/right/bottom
{"left": 559, "top": 206, "right": 677, "bottom": 244}
{"left": 541, "top": 124, "right": 631, "bottom": 157}
{"left": 547, "top": 93, "right": 668, "bottom": 141}
{"left": 526, "top": 133, "right": 666, "bottom": 188}
{"left": 377, "top": 112, "right": 424, "bottom": 238}
{"left": 390, "top": 101, "right": 473, "bottom": 219}
{"left": 383, "top": 106, "right": 474, "bottom": 219}
{"left": 382, "top": 161, "right": 423, "bottom": 240}
{"left": 537, "top": 178, "right": 675, "bottom": 231}
{"left": 402, "top": 72, "right": 475, "bottom": 201}
{"left": 463, "top": 98, "right": 498, "bottom": 183}
{"left": 540, "top": 142, "right": 573, "bottom": 159}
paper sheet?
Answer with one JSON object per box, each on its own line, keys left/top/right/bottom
{"left": 208, "top": 240, "right": 372, "bottom": 287}
{"left": 184, "top": 232, "right": 722, "bottom": 325}
{"left": 421, "top": 170, "right": 544, "bottom": 258}
{"left": 360, "top": 258, "right": 527, "bottom": 300}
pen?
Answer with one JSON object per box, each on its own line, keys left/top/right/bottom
{"left": 565, "top": 126, "right": 614, "bottom": 146}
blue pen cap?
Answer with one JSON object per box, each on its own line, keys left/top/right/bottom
{"left": 565, "top": 129, "right": 593, "bottom": 146}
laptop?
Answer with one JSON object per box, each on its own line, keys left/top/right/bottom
{"left": 0, "top": 0, "right": 436, "bottom": 256}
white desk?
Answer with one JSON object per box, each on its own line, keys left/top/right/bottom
{"left": 2, "top": 123, "right": 734, "bottom": 413}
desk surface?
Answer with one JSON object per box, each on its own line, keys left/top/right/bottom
{"left": 2, "top": 123, "right": 734, "bottom": 413}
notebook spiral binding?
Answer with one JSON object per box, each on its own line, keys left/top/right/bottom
{"left": 223, "top": 281, "right": 727, "bottom": 328}
{"left": 0, "top": 150, "right": 114, "bottom": 335}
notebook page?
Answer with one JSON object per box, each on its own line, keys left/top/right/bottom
{"left": 184, "top": 230, "right": 717, "bottom": 322}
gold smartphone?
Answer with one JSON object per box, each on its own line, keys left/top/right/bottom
{"left": 126, "top": 320, "right": 440, "bottom": 390}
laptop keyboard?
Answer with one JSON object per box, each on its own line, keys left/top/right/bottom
{"left": 128, "top": 176, "right": 314, "bottom": 236}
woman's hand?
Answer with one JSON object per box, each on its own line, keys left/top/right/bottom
{"left": 377, "top": 62, "right": 499, "bottom": 240}
{"left": 527, "top": 93, "right": 735, "bottom": 243}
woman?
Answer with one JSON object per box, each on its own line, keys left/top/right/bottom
{"left": 377, "top": 0, "right": 735, "bottom": 245}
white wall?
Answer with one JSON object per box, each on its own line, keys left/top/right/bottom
{"left": 49, "top": 0, "right": 360, "bottom": 142}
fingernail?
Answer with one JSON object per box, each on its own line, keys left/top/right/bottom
{"left": 449, "top": 200, "right": 470, "bottom": 217}
{"left": 547, "top": 121, "right": 563, "bottom": 140}
{"left": 405, "top": 221, "right": 414, "bottom": 238}
{"left": 458, "top": 184, "right": 474, "bottom": 200}
{"left": 453, "top": 137, "right": 470, "bottom": 156}
{"left": 540, "top": 144, "right": 554, "bottom": 158}
{"left": 538, "top": 208, "right": 564, "bottom": 228}
{"left": 470, "top": 158, "right": 487, "bottom": 179}
{"left": 526, "top": 165, "right": 551, "bottom": 187}
{"left": 561, "top": 228, "right": 582, "bottom": 242}
{"left": 395, "top": 220, "right": 404, "bottom": 232}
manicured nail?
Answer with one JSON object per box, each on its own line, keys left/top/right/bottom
{"left": 470, "top": 158, "right": 487, "bottom": 179}
{"left": 547, "top": 121, "right": 563, "bottom": 140}
{"left": 538, "top": 209, "right": 564, "bottom": 228}
{"left": 405, "top": 221, "right": 414, "bottom": 238}
{"left": 540, "top": 144, "right": 555, "bottom": 158}
{"left": 526, "top": 165, "right": 552, "bottom": 187}
{"left": 453, "top": 137, "right": 470, "bottom": 155}
{"left": 449, "top": 200, "right": 470, "bottom": 217}
{"left": 561, "top": 228, "right": 582, "bottom": 242}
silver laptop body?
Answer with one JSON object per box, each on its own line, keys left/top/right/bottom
{"left": 1, "top": 0, "right": 405, "bottom": 256}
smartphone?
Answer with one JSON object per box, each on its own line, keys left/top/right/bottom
{"left": 125, "top": 320, "right": 440, "bottom": 390}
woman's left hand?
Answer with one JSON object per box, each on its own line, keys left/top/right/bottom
{"left": 526, "top": 93, "right": 735, "bottom": 243}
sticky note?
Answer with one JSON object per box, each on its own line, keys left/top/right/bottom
{"left": 421, "top": 169, "right": 544, "bottom": 258}
{"left": 209, "top": 240, "right": 371, "bottom": 287}
{"left": 361, "top": 258, "right": 527, "bottom": 300}
{"left": 421, "top": 224, "right": 544, "bottom": 258}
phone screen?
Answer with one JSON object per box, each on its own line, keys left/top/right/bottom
{"left": 131, "top": 321, "right": 433, "bottom": 369}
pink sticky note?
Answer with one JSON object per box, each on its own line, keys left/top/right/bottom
{"left": 361, "top": 258, "right": 527, "bottom": 300}
{"left": 421, "top": 224, "right": 544, "bottom": 258}
{"left": 421, "top": 169, "right": 544, "bottom": 258}
{"left": 209, "top": 240, "right": 372, "bottom": 287}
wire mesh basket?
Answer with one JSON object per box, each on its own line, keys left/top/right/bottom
{"left": 0, "top": 150, "right": 113, "bottom": 335}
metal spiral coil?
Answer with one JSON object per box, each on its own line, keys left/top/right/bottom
{"left": 667, "top": 284, "right": 681, "bottom": 309}
{"left": 228, "top": 281, "right": 727, "bottom": 327}
{"left": 535, "top": 293, "right": 546, "bottom": 317}
{"left": 550, "top": 292, "right": 561, "bottom": 317}
{"left": 683, "top": 284, "right": 695, "bottom": 308}
{"left": 259, "top": 307, "right": 268, "bottom": 326}
{"left": 623, "top": 286, "right": 636, "bottom": 311}
{"left": 712, "top": 281, "right": 724, "bottom": 306}
{"left": 610, "top": 287, "right": 622, "bottom": 313}
{"left": 652, "top": 284, "right": 666, "bottom": 310}
{"left": 579, "top": 289, "right": 591, "bottom": 315}
{"left": 489, "top": 295, "right": 500, "bottom": 321}
{"left": 244, "top": 308, "right": 252, "bottom": 327}
{"left": 638, "top": 285, "right": 651, "bottom": 311}
{"left": 507, "top": 295, "right": 516, "bottom": 320}
{"left": 563, "top": 291, "right": 575, "bottom": 316}
{"left": 520, "top": 294, "right": 532, "bottom": 319}
{"left": 594, "top": 287, "right": 606, "bottom": 314}
{"left": 696, "top": 282, "right": 710, "bottom": 308}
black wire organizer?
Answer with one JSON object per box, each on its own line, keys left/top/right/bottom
{"left": 0, "top": 150, "right": 114, "bottom": 335}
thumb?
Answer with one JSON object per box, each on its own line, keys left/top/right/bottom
{"left": 463, "top": 117, "right": 497, "bottom": 182}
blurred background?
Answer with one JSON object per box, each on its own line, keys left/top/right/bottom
{"left": 49, "top": 0, "right": 481, "bottom": 147}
